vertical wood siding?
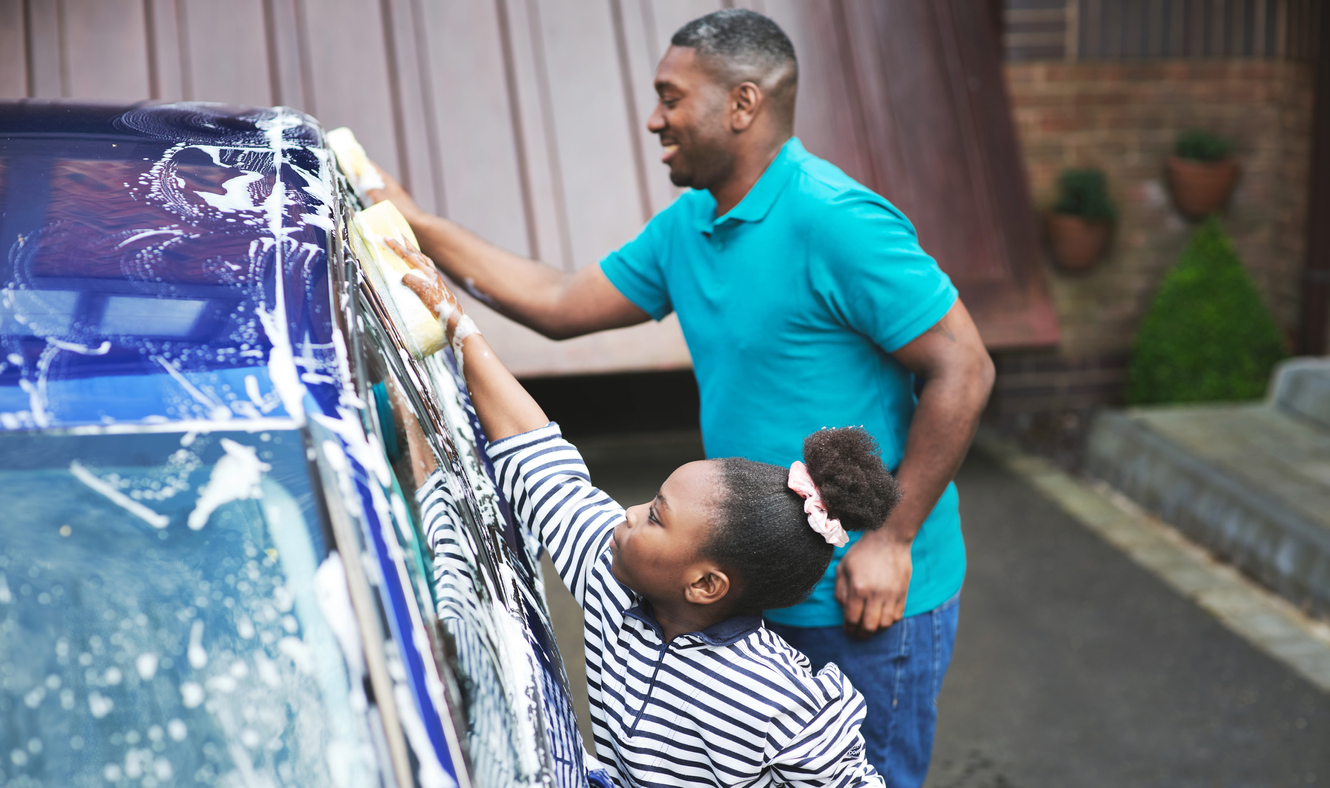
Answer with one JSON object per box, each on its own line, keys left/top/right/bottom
{"left": 1007, "top": 0, "right": 1321, "bottom": 61}
{"left": 2, "top": 0, "right": 1058, "bottom": 374}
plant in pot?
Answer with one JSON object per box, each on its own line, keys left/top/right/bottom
{"left": 1128, "top": 217, "right": 1287, "bottom": 404}
{"left": 1045, "top": 168, "right": 1115, "bottom": 272}
{"left": 1167, "top": 130, "right": 1239, "bottom": 219}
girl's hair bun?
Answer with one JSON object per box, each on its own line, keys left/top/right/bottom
{"left": 802, "top": 427, "right": 900, "bottom": 533}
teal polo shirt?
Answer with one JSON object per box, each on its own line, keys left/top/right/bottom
{"left": 600, "top": 138, "right": 964, "bottom": 626}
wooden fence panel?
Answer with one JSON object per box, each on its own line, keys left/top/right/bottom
{"left": 63, "top": 0, "right": 151, "bottom": 102}
{"left": 177, "top": 0, "right": 270, "bottom": 106}
{"left": 0, "top": 0, "right": 25, "bottom": 98}
{"left": 300, "top": 0, "right": 402, "bottom": 181}
{"left": 380, "top": 0, "right": 439, "bottom": 213}
{"left": 531, "top": 0, "right": 649, "bottom": 269}
{"left": 23, "top": 0, "right": 61, "bottom": 98}
{"left": 144, "top": 0, "right": 184, "bottom": 101}
{"left": 264, "top": 0, "right": 310, "bottom": 110}
{"left": 416, "top": 0, "right": 530, "bottom": 255}
{"left": 498, "top": 0, "right": 572, "bottom": 270}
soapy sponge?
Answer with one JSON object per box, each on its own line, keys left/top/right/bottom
{"left": 327, "top": 127, "right": 386, "bottom": 203}
{"left": 348, "top": 201, "right": 448, "bottom": 359}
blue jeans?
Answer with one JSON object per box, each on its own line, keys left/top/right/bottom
{"left": 766, "top": 591, "right": 960, "bottom": 788}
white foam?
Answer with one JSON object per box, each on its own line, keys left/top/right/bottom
{"left": 450, "top": 315, "right": 481, "bottom": 382}
{"left": 88, "top": 692, "right": 114, "bottom": 718}
{"left": 136, "top": 652, "right": 159, "bottom": 680}
{"left": 187, "top": 621, "right": 208, "bottom": 669}
{"left": 314, "top": 553, "right": 365, "bottom": 682}
{"left": 179, "top": 682, "right": 204, "bottom": 708}
{"left": 187, "top": 438, "right": 272, "bottom": 530}
{"left": 69, "top": 461, "right": 170, "bottom": 529}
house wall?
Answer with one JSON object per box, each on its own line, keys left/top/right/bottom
{"left": 993, "top": 58, "right": 1315, "bottom": 414}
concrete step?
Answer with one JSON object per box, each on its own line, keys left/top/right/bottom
{"left": 1273, "top": 357, "right": 1330, "bottom": 432}
{"left": 1086, "top": 357, "right": 1330, "bottom": 618}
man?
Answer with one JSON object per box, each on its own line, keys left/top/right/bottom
{"left": 370, "top": 10, "right": 993, "bottom": 786}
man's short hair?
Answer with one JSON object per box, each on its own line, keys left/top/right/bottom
{"left": 670, "top": 9, "right": 798, "bottom": 96}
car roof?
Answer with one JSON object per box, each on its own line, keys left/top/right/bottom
{"left": 0, "top": 100, "right": 341, "bottom": 431}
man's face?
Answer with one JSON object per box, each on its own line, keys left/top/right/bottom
{"left": 647, "top": 46, "right": 736, "bottom": 190}
{"left": 610, "top": 461, "right": 721, "bottom": 601}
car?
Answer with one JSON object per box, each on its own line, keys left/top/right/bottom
{"left": 0, "top": 100, "right": 591, "bottom": 788}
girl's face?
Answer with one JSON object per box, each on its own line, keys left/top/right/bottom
{"left": 611, "top": 461, "right": 725, "bottom": 602}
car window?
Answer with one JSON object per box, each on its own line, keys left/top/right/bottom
{"left": 0, "top": 429, "right": 380, "bottom": 787}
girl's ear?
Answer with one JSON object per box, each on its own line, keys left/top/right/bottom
{"left": 684, "top": 566, "right": 731, "bottom": 606}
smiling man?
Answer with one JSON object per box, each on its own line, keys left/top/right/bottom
{"left": 369, "top": 9, "right": 993, "bottom": 786}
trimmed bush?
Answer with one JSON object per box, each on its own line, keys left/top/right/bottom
{"left": 1175, "top": 130, "right": 1234, "bottom": 162}
{"left": 1128, "top": 218, "right": 1288, "bottom": 405}
{"left": 1052, "top": 168, "right": 1116, "bottom": 222}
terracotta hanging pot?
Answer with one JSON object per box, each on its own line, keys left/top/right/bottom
{"left": 1045, "top": 212, "right": 1111, "bottom": 272}
{"left": 1166, "top": 156, "right": 1240, "bottom": 219}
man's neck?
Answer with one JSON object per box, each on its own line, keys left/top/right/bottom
{"left": 709, "top": 134, "right": 791, "bottom": 217}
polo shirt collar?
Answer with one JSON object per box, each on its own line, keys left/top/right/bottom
{"left": 693, "top": 137, "right": 805, "bottom": 234}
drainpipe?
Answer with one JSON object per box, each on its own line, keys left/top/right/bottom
{"left": 1300, "top": 1, "right": 1330, "bottom": 355}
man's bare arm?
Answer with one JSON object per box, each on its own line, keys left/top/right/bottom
{"left": 366, "top": 166, "right": 651, "bottom": 340}
{"left": 835, "top": 299, "right": 994, "bottom": 637}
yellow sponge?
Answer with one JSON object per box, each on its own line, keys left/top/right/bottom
{"left": 327, "top": 127, "right": 385, "bottom": 201}
{"left": 349, "top": 201, "right": 447, "bottom": 359}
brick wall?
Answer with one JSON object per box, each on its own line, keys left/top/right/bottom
{"left": 994, "top": 59, "right": 1315, "bottom": 415}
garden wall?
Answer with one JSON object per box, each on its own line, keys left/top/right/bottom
{"left": 994, "top": 59, "right": 1315, "bottom": 415}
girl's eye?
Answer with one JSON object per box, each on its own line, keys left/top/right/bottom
{"left": 648, "top": 508, "right": 660, "bottom": 524}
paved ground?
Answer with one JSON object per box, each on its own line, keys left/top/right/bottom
{"left": 543, "top": 431, "right": 1330, "bottom": 786}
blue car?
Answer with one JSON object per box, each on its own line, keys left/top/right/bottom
{"left": 0, "top": 101, "right": 590, "bottom": 788}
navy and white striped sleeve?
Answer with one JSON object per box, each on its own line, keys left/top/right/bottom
{"left": 767, "top": 664, "right": 885, "bottom": 788}
{"left": 486, "top": 422, "right": 625, "bottom": 606}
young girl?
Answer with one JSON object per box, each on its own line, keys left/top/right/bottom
{"left": 391, "top": 239, "right": 898, "bottom": 787}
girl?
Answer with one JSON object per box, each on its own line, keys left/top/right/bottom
{"left": 391, "top": 239, "right": 898, "bottom": 787}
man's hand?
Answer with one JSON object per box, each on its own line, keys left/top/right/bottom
{"left": 835, "top": 533, "right": 912, "bottom": 639}
{"left": 365, "top": 163, "right": 424, "bottom": 224}
{"left": 834, "top": 300, "right": 994, "bottom": 639}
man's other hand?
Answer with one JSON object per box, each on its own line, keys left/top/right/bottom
{"left": 364, "top": 162, "right": 424, "bottom": 224}
{"left": 835, "top": 532, "right": 912, "bottom": 639}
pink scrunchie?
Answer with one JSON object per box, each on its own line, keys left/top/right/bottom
{"left": 787, "top": 461, "right": 849, "bottom": 547}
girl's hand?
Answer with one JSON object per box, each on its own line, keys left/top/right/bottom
{"left": 387, "top": 238, "right": 465, "bottom": 344}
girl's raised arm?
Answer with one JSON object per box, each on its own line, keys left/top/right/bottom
{"left": 389, "top": 238, "right": 548, "bottom": 441}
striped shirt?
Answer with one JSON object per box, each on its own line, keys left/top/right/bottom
{"left": 489, "top": 423, "right": 885, "bottom": 788}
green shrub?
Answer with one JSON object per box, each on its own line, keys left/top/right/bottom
{"left": 1174, "top": 130, "right": 1234, "bottom": 162}
{"left": 1052, "top": 168, "right": 1115, "bottom": 222}
{"left": 1128, "top": 218, "right": 1288, "bottom": 405}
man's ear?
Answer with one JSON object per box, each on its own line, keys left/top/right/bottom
{"left": 683, "top": 566, "right": 731, "bottom": 606}
{"left": 729, "top": 82, "right": 762, "bottom": 132}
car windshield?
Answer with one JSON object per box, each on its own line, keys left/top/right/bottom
{"left": 0, "top": 429, "right": 378, "bottom": 787}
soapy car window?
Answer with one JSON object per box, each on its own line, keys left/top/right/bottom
{"left": 0, "top": 430, "right": 379, "bottom": 787}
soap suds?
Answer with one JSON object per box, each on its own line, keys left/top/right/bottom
{"left": 450, "top": 315, "right": 481, "bottom": 382}
{"left": 69, "top": 461, "right": 170, "bottom": 529}
{"left": 136, "top": 652, "right": 159, "bottom": 680}
{"left": 153, "top": 356, "right": 233, "bottom": 421}
{"left": 187, "top": 438, "right": 272, "bottom": 530}
{"left": 187, "top": 620, "right": 208, "bottom": 669}
{"left": 314, "top": 553, "right": 366, "bottom": 688}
